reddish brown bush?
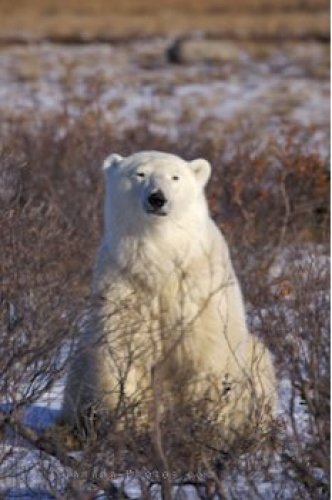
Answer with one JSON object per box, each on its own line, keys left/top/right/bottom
{"left": 0, "top": 115, "right": 329, "bottom": 498}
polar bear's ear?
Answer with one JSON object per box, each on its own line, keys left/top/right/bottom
{"left": 102, "top": 153, "right": 124, "bottom": 171}
{"left": 189, "top": 158, "right": 211, "bottom": 188}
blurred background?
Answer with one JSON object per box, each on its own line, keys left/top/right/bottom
{"left": 0, "top": 0, "right": 329, "bottom": 153}
{"left": 0, "top": 0, "right": 329, "bottom": 40}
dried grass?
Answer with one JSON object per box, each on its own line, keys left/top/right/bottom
{"left": 0, "top": 0, "right": 329, "bottom": 42}
{"left": 0, "top": 112, "right": 329, "bottom": 497}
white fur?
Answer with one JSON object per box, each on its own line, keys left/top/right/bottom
{"left": 62, "top": 151, "right": 277, "bottom": 436}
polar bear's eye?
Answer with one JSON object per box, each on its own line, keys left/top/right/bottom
{"left": 172, "top": 175, "right": 179, "bottom": 181}
{"left": 136, "top": 172, "right": 145, "bottom": 178}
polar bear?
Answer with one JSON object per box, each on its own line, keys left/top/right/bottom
{"left": 61, "top": 151, "right": 277, "bottom": 441}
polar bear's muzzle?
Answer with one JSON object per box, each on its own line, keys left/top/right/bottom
{"left": 144, "top": 189, "right": 168, "bottom": 216}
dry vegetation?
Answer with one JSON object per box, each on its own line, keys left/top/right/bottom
{"left": 0, "top": 0, "right": 330, "bottom": 497}
{"left": 0, "top": 112, "right": 329, "bottom": 497}
{"left": 0, "top": 0, "right": 329, "bottom": 41}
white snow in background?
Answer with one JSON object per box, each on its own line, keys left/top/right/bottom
{"left": 0, "top": 42, "right": 329, "bottom": 158}
{"left": 268, "top": 244, "right": 329, "bottom": 282}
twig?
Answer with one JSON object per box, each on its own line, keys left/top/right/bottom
{"left": 3, "top": 414, "right": 126, "bottom": 499}
{"left": 151, "top": 365, "right": 172, "bottom": 500}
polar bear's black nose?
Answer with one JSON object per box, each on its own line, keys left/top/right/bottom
{"left": 148, "top": 190, "right": 167, "bottom": 209}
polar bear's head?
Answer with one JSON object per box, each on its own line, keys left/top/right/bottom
{"left": 103, "top": 151, "right": 211, "bottom": 234}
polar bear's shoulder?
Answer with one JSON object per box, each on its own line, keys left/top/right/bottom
{"left": 92, "top": 239, "right": 113, "bottom": 293}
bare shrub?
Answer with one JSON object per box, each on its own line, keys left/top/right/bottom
{"left": 0, "top": 115, "right": 329, "bottom": 498}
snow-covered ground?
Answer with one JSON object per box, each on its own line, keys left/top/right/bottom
{"left": 0, "top": 40, "right": 329, "bottom": 158}
{"left": 1, "top": 243, "right": 329, "bottom": 499}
